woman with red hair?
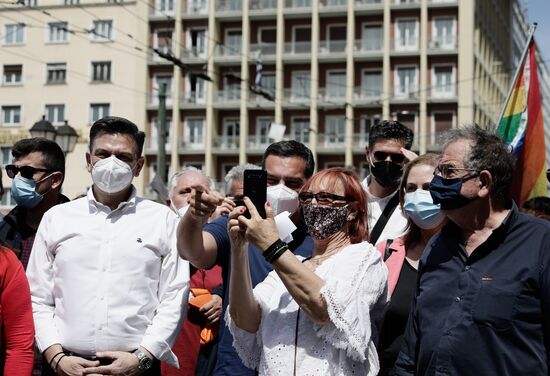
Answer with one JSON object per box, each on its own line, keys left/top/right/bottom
{"left": 226, "top": 167, "right": 388, "bottom": 375}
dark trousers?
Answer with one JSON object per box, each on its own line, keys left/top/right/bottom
{"left": 41, "top": 353, "right": 161, "bottom": 376}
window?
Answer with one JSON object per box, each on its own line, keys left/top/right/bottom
{"left": 92, "top": 61, "right": 111, "bottom": 82}
{"left": 223, "top": 119, "right": 240, "bottom": 148}
{"left": 256, "top": 118, "right": 273, "bottom": 146}
{"left": 154, "top": 29, "right": 173, "bottom": 58}
{"left": 360, "top": 115, "right": 381, "bottom": 143}
{"left": 3, "top": 65, "right": 22, "bottom": 85}
{"left": 361, "top": 24, "right": 382, "bottom": 51}
{"left": 184, "top": 118, "right": 205, "bottom": 147}
{"left": 224, "top": 75, "right": 240, "bottom": 100}
{"left": 186, "top": 74, "right": 206, "bottom": 103}
{"left": 395, "top": 66, "right": 417, "bottom": 98}
{"left": 325, "top": 116, "right": 345, "bottom": 144}
{"left": 156, "top": 0, "right": 174, "bottom": 13}
{"left": 1, "top": 146, "right": 13, "bottom": 165}
{"left": 258, "top": 27, "right": 276, "bottom": 54}
{"left": 4, "top": 24, "right": 24, "bottom": 45}
{"left": 150, "top": 118, "right": 172, "bottom": 149}
{"left": 187, "top": 0, "right": 207, "bottom": 13}
{"left": 292, "top": 26, "right": 311, "bottom": 53}
{"left": 153, "top": 75, "right": 173, "bottom": 103}
{"left": 89, "top": 103, "right": 110, "bottom": 123}
{"left": 259, "top": 73, "right": 275, "bottom": 97}
{"left": 45, "top": 104, "right": 65, "bottom": 125}
{"left": 48, "top": 22, "right": 68, "bottom": 43}
{"left": 431, "top": 112, "right": 454, "bottom": 145}
{"left": 64, "top": 0, "right": 80, "bottom": 4}
{"left": 187, "top": 28, "right": 207, "bottom": 57}
{"left": 432, "top": 17, "right": 456, "bottom": 49}
{"left": 395, "top": 19, "right": 418, "bottom": 50}
{"left": 326, "top": 71, "right": 346, "bottom": 98}
{"left": 292, "top": 118, "right": 310, "bottom": 143}
{"left": 362, "top": 70, "right": 382, "bottom": 98}
{"left": 225, "top": 30, "right": 242, "bottom": 55}
{"left": 1, "top": 106, "right": 21, "bottom": 126}
{"left": 291, "top": 71, "right": 310, "bottom": 100}
{"left": 432, "top": 65, "right": 455, "bottom": 97}
{"left": 92, "top": 20, "right": 113, "bottom": 41}
{"left": 327, "top": 25, "right": 346, "bottom": 52}
{"left": 46, "top": 63, "right": 66, "bottom": 84}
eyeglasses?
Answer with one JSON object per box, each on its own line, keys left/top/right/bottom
{"left": 298, "top": 191, "right": 350, "bottom": 205}
{"left": 434, "top": 165, "right": 480, "bottom": 179}
{"left": 5, "top": 164, "right": 54, "bottom": 180}
{"left": 373, "top": 151, "right": 406, "bottom": 164}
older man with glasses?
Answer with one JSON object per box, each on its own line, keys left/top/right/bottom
{"left": 0, "top": 137, "right": 68, "bottom": 270}
{"left": 394, "top": 125, "right": 550, "bottom": 375}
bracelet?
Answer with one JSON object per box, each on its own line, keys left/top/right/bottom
{"left": 55, "top": 354, "right": 67, "bottom": 374}
{"left": 267, "top": 244, "right": 288, "bottom": 263}
{"left": 262, "top": 239, "right": 287, "bottom": 262}
{"left": 263, "top": 239, "right": 288, "bottom": 263}
{"left": 48, "top": 351, "right": 65, "bottom": 371}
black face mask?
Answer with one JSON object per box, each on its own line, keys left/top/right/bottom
{"left": 370, "top": 160, "right": 403, "bottom": 188}
{"left": 429, "top": 174, "right": 478, "bottom": 210}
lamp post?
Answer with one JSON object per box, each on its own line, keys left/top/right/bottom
{"left": 29, "top": 117, "right": 78, "bottom": 155}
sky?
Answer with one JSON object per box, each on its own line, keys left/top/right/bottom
{"left": 527, "top": 0, "right": 550, "bottom": 64}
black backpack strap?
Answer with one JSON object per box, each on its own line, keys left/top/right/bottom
{"left": 383, "top": 239, "right": 395, "bottom": 262}
{"left": 369, "top": 192, "right": 400, "bottom": 245}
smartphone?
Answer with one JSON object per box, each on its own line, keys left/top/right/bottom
{"left": 243, "top": 169, "right": 267, "bottom": 219}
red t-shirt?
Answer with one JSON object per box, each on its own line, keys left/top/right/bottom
{"left": 0, "top": 247, "right": 34, "bottom": 375}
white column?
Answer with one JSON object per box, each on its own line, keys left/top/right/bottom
{"left": 382, "top": 0, "right": 391, "bottom": 120}
{"left": 419, "top": 0, "right": 428, "bottom": 154}
{"left": 345, "top": 0, "right": 355, "bottom": 167}
{"left": 458, "top": 0, "right": 475, "bottom": 125}
{"left": 239, "top": 0, "right": 250, "bottom": 164}
{"left": 170, "top": 0, "right": 183, "bottom": 174}
{"left": 275, "top": 0, "right": 284, "bottom": 125}
{"left": 205, "top": 0, "right": 217, "bottom": 176}
{"left": 309, "top": 0, "right": 319, "bottom": 170}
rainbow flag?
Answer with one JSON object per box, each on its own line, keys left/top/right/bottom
{"left": 496, "top": 40, "right": 547, "bottom": 206}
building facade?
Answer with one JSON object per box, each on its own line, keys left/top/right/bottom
{"left": 1, "top": 0, "right": 548, "bottom": 203}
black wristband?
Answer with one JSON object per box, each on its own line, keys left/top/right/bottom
{"left": 263, "top": 239, "right": 288, "bottom": 263}
{"left": 55, "top": 354, "right": 67, "bottom": 374}
{"left": 267, "top": 245, "right": 288, "bottom": 263}
{"left": 49, "top": 351, "right": 65, "bottom": 370}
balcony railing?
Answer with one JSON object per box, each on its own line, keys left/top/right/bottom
{"left": 215, "top": 89, "right": 242, "bottom": 103}
{"left": 430, "top": 86, "right": 456, "bottom": 99}
{"left": 215, "top": 44, "right": 242, "bottom": 57}
{"left": 283, "top": 41, "right": 312, "bottom": 55}
{"left": 283, "top": 88, "right": 312, "bottom": 103}
{"left": 320, "top": 0, "right": 346, "bottom": 6}
{"left": 354, "top": 87, "right": 382, "bottom": 102}
{"left": 355, "top": 0, "right": 382, "bottom": 5}
{"left": 249, "top": 0, "right": 276, "bottom": 10}
{"left": 183, "top": 0, "right": 208, "bottom": 14}
{"left": 284, "top": 0, "right": 311, "bottom": 8}
{"left": 319, "top": 40, "right": 347, "bottom": 54}
{"left": 181, "top": 47, "right": 208, "bottom": 59}
{"left": 181, "top": 91, "right": 207, "bottom": 104}
{"left": 181, "top": 140, "right": 206, "bottom": 150}
{"left": 318, "top": 87, "right": 347, "bottom": 103}
{"left": 213, "top": 136, "right": 240, "bottom": 149}
{"left": 428, "top": 36, "right": 457, "bottom": 50}
{"left": 354, "top": 39, "right": 383, "bottom": 53}
{"left": 250, "top": 43, "right": 277, "bottom": 56}
{"left": 392, "top": 89, "right": 418, "bottom": 100}
{"left": 216, "top": 0, "right": 242, "bottom": 12}
{"left": 392, "top": 37, "right": 420, "bottom": 51}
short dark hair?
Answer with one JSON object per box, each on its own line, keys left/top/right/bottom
{"left": 12, "top": 137, "right": 65, "bottom": 175}
{"left": 522, "top": 196, "right": 550, "bottom": 216}
{"left": 261, "top": 140, "right": 315, "bottom": 178}
{"left": 443, "top": 124, "right": 515, "bottom": 202}
{"left": 89, "top": 116, "right": 145, "bottom": 157}
{"left": 368, "top": 120, "right": 414, "bottom": 150}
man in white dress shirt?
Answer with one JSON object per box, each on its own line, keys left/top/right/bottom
{"left": 363, "top": 120, "right": 415, "bottom": 245}
{"left": 27, "top": 116, "right": 188, "bottom": 376}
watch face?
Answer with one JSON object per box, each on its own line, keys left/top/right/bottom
{"left": 140, "top": 356, "right": 153, "bottom": 370}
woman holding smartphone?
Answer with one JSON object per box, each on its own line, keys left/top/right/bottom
{"left": 225, "top": 167, "right": 388, "bottom": 375}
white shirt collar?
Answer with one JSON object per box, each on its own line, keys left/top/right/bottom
{"left": 86, "top": 185, "right": 138, "bottom": 213}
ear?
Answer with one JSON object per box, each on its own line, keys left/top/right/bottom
{"left": 477, "top": 170, "right": 492, "bottom": 198}
{"left": 50, "top": 171, "right": 64, "bottom": 190}
{"left": 346, "top": 202, "right": 359, "bottom": 222}
{"left": 85, "top": 152, "right": 92, "bottom": 173}
{"left": 133, "top": 156, "right": 145, "bottom": 177}
{"left": 365, "top": 145, "right": 370, "bottom": 160}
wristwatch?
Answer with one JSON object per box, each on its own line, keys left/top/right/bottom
{"left": 133, "top": 350, "right": 153, "bottom": 371}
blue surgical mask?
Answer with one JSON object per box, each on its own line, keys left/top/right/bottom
{"left": 10, "top": 174, "right": 51, "bottom": 209}
{"left": 429, "top": 174, "right": 477, "bottom": 210}
{"left": 403, "top": 190, "right": 445, "bottom": 229}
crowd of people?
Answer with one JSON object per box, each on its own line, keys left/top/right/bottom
{"left": 0, "top": 115, "right": 549, "bottom": 376}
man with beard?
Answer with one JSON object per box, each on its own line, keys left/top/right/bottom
{"left": 363, "top": 120, "right": 415, "bottom": 244}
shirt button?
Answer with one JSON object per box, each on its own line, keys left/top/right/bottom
{"left": 464, "top": 265, "right": 471, "bottom": 271}
{"left": 455, "top": 296, "right": 461, "bottom": 302}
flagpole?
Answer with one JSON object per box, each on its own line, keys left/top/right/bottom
{"left": 496, "top": 23, "right": 538, "bottom": 126}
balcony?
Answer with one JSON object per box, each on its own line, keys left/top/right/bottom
{"left": 392, "top": 0, "right": 420, "bottom": 8}
{"left": 355, "top": 0, "right": 383, "bottom": 13}
{"left": 354, "top": 87, "right": 382, "bottom": 105}
{"left": 182, "top": 0, "right": 208, "bottom": 16}
{"left": 181, "top": 140, "right": 206, "bottom": 151}
{"left": 180, "top": 91, "right": 207, "bottom": 107}
{"left": 247, "top": 135, "right": 271, "bottom": 151}
{"left": 354, "top": 39, "right": 383, "bottom": 60}
{"left": 284, "top": 42, "right": 312, "bottom": 55}
{"left": 392, "top": 37, "right": 420, "bottom": 54}
{"left": 427, "top": 0, "right": 458, "bottom": 7}
{"left": 149, "top": 8, "right": 175, "bottom": 20}
{"left": 318, "top": 88, "right": 347, "bottom": 105}
{"left": 319, "top": 40, "right": 347, "bottom": 59}
{"left": 147, "top": 94, "right": 173, "bottom": 109}
{"left": 428, "top": 36, "right": 458, "bottom": 53}
{"left": 429, "top": 87, "right": 456, "bottom": 101}
{"left": 249, "top": 43, "right": 277, "bottom": 58}
{"left": 181, "top": 47, "right": 208, "bottom": 61}
{"left": 148, "top": 50, "right": 173, "bottom": 65}
{"left": 214, "top": 45, "right": 242, "bottom": 63}
{"left": 281, "top": 88, "right": 311, "bottom": 106}
{"left": 214, "top": 89, "right": 241, "bottom": 107}
{"left": 284, "top": 0, "right": 311, "bottom": 14}
{"left": 216, "top": 0, "right": 242, "bottom": 14}
{"left": 248, "top": 92, "right": 276, "bottom": 108}
{"left": 391, "top": 89, "right": 418, "bottom": 102}
{"left": 213, "top": 136, "right": 240, "bottom": 152}
{"left": 249, "top": 0, "right": 276, "bottom": 11}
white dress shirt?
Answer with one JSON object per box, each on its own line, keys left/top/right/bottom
{"left": 26, "top": 187, "right": 189, "bottom": 367}
{"left": 362, "top": 177, "right": 408, "bottom": 245}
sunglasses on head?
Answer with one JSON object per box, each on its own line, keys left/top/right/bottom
{"left": 5, "top": 164, "right": 54, "bottom": 180}
{"left": 373, "top": 151, "right": 406, "bottom": 164}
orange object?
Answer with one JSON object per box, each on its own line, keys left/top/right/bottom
{"left": 188, "top": 288, "right": 218, "bottom": 345}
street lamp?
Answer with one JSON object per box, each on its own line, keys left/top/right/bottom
{"left": 29, "top": 117, "right": 78, "bottom": 154}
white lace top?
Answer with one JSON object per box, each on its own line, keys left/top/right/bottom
{"left": 226, "top": 241, "right": 389, "bottom": 375}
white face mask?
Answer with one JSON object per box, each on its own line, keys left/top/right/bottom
{"left": 91, "top": 155, "right": 135, "bottom": 194}
{"left": 267, "top": 184, "right": 299, "bottom": 216}
{"left": 170, "top": 202, "right": 189, "bottom": 218}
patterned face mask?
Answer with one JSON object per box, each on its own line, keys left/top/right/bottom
{"left": 303, "top": 203, "right": 349, "bottom": 240}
